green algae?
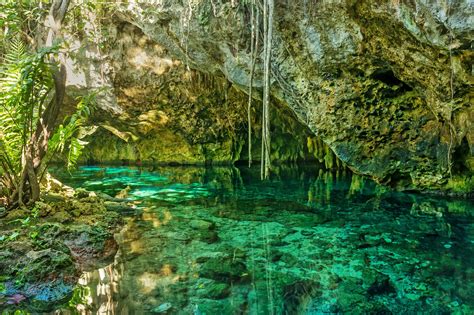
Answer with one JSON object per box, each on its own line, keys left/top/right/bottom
{"left": 445, "top": 175, "right": 474, "bottom": 195}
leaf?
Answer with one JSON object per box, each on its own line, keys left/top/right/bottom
{"left": 0, "top": 38, "right": 54, "bottom": 179}
{"left": 47, "top": 91, "right": 97, "bottom": 170}
{"left": 20, "top": 217, "right": 30, "bottom": 226}
{"left": 29, "top": 231, "right": 39, "bottom": 240}
{"left": 8, "top": 231, "right": 19, "bottom": 241}
{"left": 0, "top": 282, "right": 6, "bottom": 293}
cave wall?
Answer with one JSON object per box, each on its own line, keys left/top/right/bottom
{"left": 62, "top": 0, "right": 473, "bottom": 192}
{"left": 63, "top": 21, "right": 338, "bottom": 167}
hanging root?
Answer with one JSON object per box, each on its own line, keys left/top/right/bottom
{"left": 446, "top": 1, "right": 455, "bottom": 178}
{"left": 261, "top": 0, "right": 273, "bottom": 180}
{"left": 247, "top": 0, "right": 258, "bottom": 168}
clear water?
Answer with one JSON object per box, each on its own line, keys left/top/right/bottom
{"left": 49, "top": 165, "right": 473, "bottom": 314}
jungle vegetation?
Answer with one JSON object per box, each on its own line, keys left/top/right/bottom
{"left": 0, "top": 0, "right": 279, "bottom": 211}
{"left": 0, "top": 0, "right": 92, "bottom": 209}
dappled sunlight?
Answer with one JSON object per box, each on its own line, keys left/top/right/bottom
{"left": 129, "top": 240, "right": 145, "bottom": 254}
{"left": 72, "top": 263, "right": 123, "bottom": 314}
{"left": 160, "top": 265, "right": 172, "bottom": 277}
{"left": 138, "top": 272, "right": 161, "bottom": 294}
{"left": 138, "top": 270, "right": 180, "bottom": 295}
{"left": 142, "top": 207, "right": 173, "bottom": 228}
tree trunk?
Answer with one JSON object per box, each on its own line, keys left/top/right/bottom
{"left": 33, "top": 0, "right": 69, "bottom": 170}
{"left": 18, "top": 0, "right": 70, "bottom": 205}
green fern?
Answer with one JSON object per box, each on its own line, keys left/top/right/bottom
{"left": 0, "top": 2, "right": 76, "bottom": 207}
{"left": 3, "top": 37, "right": 27, "bottom": 64}
{"left": 0, "top": 38, "right": 56, "bottom": 199}
{"left": 0, "top": 38, "right": 31, "bottom": 174}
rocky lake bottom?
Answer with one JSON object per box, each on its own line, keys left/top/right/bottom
{"left": 9, "top": 165, "right": 473, "bottom": 314}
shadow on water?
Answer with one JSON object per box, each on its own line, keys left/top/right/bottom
{"left": 10, "top": 164, "right": 474, "bottom": 314}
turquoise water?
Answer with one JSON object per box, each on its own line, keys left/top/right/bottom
{"left": 50, "top": 165, "right": 473, "bottom": 314}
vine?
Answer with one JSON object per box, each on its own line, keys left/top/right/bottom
{"left": 247, "top": 0, "right": 260, "bottom": 168}
{"left": 261, "top": 0, "right": 274, "bottom": 180}
{"left": 446, "top": 0, "right": 456, "bottom": 178}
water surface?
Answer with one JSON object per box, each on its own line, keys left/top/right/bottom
{"left": 50, "top": 165, "right": 474, "bottom": 314}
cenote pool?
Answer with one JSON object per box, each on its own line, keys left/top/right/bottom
{"left": 47, "top": 165, "right": 473, "bottom": 314}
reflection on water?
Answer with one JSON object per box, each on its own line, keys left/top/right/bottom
{"left": 75, "top": 264, "right": 122, "bottom": 314}
{"left": 46, "top": 165, "right": 474, "bottom": 314}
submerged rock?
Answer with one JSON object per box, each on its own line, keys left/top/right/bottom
{"left": 104, "top": 201, "right": 137, "bottom": 215}
{"left": 199, "top": 256, "right": 249, "bottom": 283}
{"left": 196, "top": 282, "right": 231, "bottom": 300}
{"left": 152, "top": 302, "right": 172, "bottom": 313}
{"left": 282, "top": 280, "right": 321, "bottom": 314}
{"left": 189, "top": 219, "right": 215, "bottom": 231}
{"left": 366, "top": 272, "right": 396, "bottom": 296}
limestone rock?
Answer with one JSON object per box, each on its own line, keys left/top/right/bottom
{"left": 63, "top": 1, "right": 473, "bottom": 192}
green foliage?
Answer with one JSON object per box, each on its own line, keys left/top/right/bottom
{"left": 0, "top": 1, "right": 73, "bottom": 207}
{"left": 0, "top": 0, "right": 46, "bottom": 53}
{"left": 0, "top": 230, "right": 20, "bottom": 243}
{"left": 445, "top": 175, "right": 474, "bottom": 194}
{"left": 0, "top": 204, "right": 40, "bottom": 246}
{"left": 67, "top": 285, "right": 91, "bottom": 309}
{"left": 0, "top": 39, "right": 55, "bottom": 173}
{"left": 0, "top": 308, "right": 31, "bottom": 315}
{"left": 0, "top": 282, "right": 5, "bottom": 293}
{"left": 8, "top": 231, "right": 20, "bottom": 241}
{"left": 0, "top": 38, "right": 56, "bottom": 198}
{"left": 48, "top": 92, "right": 96, "bottom": 170}
{"left": 0, "top": 35, "right": 96, "bottom": 204}
{"left": 0, "top": 2, "right": 24, "bottom": 46}
{"left": 66, "top": 0, "right": 114, "bottom": 51}
{"left": 0, "top": 38, "right": 31, "bottom": 174}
